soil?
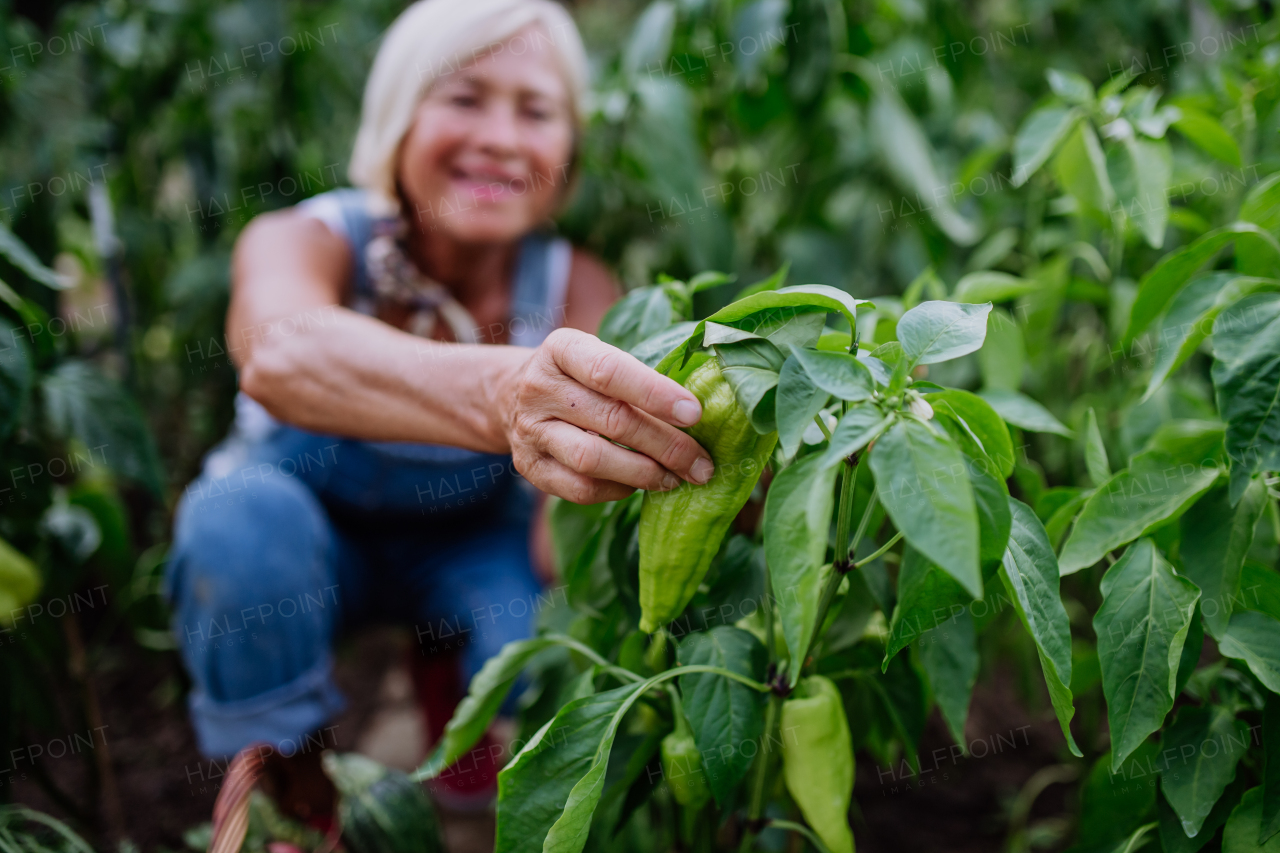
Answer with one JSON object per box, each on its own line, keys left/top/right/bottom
{"left": 11, "top": 621, "right": 1079, "bottom": 853}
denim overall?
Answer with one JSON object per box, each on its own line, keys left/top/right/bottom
{"left": 166, "top": 190, "right": 569, "bottom": 758}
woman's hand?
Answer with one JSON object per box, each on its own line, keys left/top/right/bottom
{"left": 499, "top": 328, "right": 715, "bottom": 504}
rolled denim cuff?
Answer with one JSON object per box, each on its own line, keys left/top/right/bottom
{"left": 188, "top": 653, "right": 345, "bottom": 759}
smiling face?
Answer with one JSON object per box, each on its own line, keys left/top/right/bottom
{"left": 397, "top": 27, "right": 576, "bottom": 244}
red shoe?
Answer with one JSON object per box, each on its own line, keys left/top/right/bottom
{"left": 408, "top": 648, "right": 500, "bottom": 813}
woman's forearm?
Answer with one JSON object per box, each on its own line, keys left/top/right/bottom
{"left": 238, "top": 306, "right": 529, "bottom": 453}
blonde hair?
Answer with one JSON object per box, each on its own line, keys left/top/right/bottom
{"left": 349, "top": 0, "right": 589, "bottom": 213}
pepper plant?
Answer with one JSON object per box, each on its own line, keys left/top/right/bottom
{"left": 405, "top": 174, "right": 1280, "bottom": 849}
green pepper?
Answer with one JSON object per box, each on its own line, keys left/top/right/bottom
{"left": 781, "top": 675, "right": 855, "bottom": 853}
{"left": 638, "top": 358, "right": 777, "bottom": 633}
{"left": 660, "top": 703, "right": 710, "bottom": 810}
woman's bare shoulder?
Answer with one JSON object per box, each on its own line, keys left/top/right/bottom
{"left": 230, "top": 208, "right": 354, "bottom": 320}
{"left": 236, "top": 208, "right": 349, "bottom": 259}
{"left": 564, "top": 246, "right": 621, "bottom": 334}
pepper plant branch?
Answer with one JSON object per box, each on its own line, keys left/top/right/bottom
{"left": 667, "top": 664, "right": 771, "bottom": 693}
{"left": 849, "top": 485, "right": 879, "bottom": 557}
{"left": 813, "top": 413, "right": 833, "bottom": 441}
{"left": 854, "top": 530, "right": 903, "bottom": 568}
{"left": 738, "top": 694, "right": 781, "bottom": 853}
{"left": 831, "top": 458, "right": 858, "bottom": 572}
{"left": 545, "top": 634, "right": 645, "bottom": 682}
{"left": 763, "top": 563, "right": 777, "bottom": 666}
{"left": 802, "top": 457, "right": 862, "bottom": 669}
{"left": 767, "top": 819, "right": 832, "bottom": 853}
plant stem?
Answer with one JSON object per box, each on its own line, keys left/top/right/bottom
{"left": 546, "top": 634, "right": 645, "bottom": 682}
{"left": 848, "top": 485, "right": 879, "bottom": 557}
{"left": 762, "top": 563, "right": 777, "bottom": 665}
{"left": 813, "top": 413, "right": 833, "bottom": 441}
{"left": 801, "top": 461, "right": 863, "bottom": 671}
{"left": 854, "top": 530, "right": 903, "bottom": 568}
{"left": 737, "top": 694, "right": 781, "bottom": 853}
{"left": 768, "top": 820, "right": 832, "bottom": 853}
{"left": 832, "top": 460, "right": 858, "bottom": 571}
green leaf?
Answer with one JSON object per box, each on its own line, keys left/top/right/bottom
{"left": 1263, "top": 693, "right": 1280, "bottom": 845}
{"left": 1092, "top": 539, "right": 1200, "bottom": 770}
{"left": 631, "top": 322, "right": 700, "bottom": 369}
{"left": 896, "top": 300, "right": 992, "bottom": 367}
{"left": 688, "top": 271, "right": 734, "bottom": 294}
{"left": 1047, "top": 68, "right": 1095, "bottom": 104}
{"left": 1222, "top": 786, "right": 1280, "bottom": 852}
{"left": 820, "top": 407, "right": 894, "bottom": 468}
{"left": 952, "top": 271, "right": 1039, "bottom": 304}
{"left": 1059, "top": 451, "right": 1220, "bottom": 575}
{"left": 1011, "top": 105, "right": 1084, "bottom": 186}
{"left": 1076, "top": 743, "right": 1160, "bottom": 850}
{"left": 417, "top": 638, "right": 561, "bottom": 779}
{"left": 598, "top": 287, "right": 675, "bottom": 351}
{"left": 629, "top": 79, "right": 730, "bottom": 272}
{"left": 1238, "top": 174, "right": 1280, "bottom": 277}
{"left": 789, "top": 347, "right": 874, "bottom": 402}
{"left": 709, "top": 285, "right": 867, "bottom": 341}
{"left": 1124, "top": 222, "right": 1280, "bottom": 342}
{"left": 765, "top": 452, "right": 838, "bottom": 679}
{"left": 1143, "top": 274, "right": 1280, "bottom": 403}
{"left": 1159, "top": 776, "right": 1248, "bottom": 853}
{"left": 1180, "top": 479, "right": 1268, "bottom": 640}
{"left": 1086, "top": 408, "right": 1112, "bottom": 485}
{"left": 1075, "top": 742, "right": 1167, "bottom": 845}
{"left": 655, "top": 285, "right": 870, "bottom": 377}
{"left": 979, "top": 388, "right": 1074, "bottom": 437}
{"left": 1172, "top": 109, "right": 1242, "bottom": 168}
{"left": 41, "top": 361, "right": 165, "bottom": 495}
{"left": 676, "top": 627, "right": 768, "bottom": 806}
{"left": 0, "top": 221, "right": 68, "bottom": 289}
{"left": 716, "top": 339, "right": 784, "bottom": 434}
{"left": 1211, "top": 293, "right": 1280, "bottom": 501}
{"left": 869, "top": 419, "right": 982, "bottom": 598}
{"left": 1143, "top": 420, "right": 1227, "bottom": 465}
{"left": 775, "top": 354, "right": 830, "bottom": 457}
{"left": 754, "top": 310, "right": 830, "bottom": 351}
{"left": 863, "top": 79, "right": 981, "bottom": 245}
{"left": 1160, "top": 704, "right": 1252, "bottom": 839}
{"left": 929, "top": 389, "right": 1016, "bottom": 478}
{"left": 0, "top": 316, "right": 33, "bottom": 443}
{"left": 978, "top": 308, "right": 1026, "bottom": 392}
{"left": 885, "top": 544, "right": 970, "bottom": 667}
{"left": 969, "top": 457, "right": 1012, "bottom": 565}
{"left": 622, "top": 1, "right": 676, "bottom": 78}
{"left": 1242, "top": 563, "right": 1280, "bottom": 622}
{"left": 918, "top": 608, "right": 978, "bottom": 747}
{"left": 1044, "top": 490, "right": 1089, "bottom": 551}
{"left": 1121, "top": 136, "right": 1173, "bottom": 249}
{"left": 1218, "top": 611, "right": 1280, "bottom": 693}
{"left": 703, "top": 321, "right": 763, "bottom": 346}
{"left": 496, "top": 682, "right": 645, "bottom": 853}
{"left": 0, "top": 537, "right": 41, "bottom": 626}
{"left": 1000, "top": 498, "right": 1080, "bottom": 756}
{"left": 1054, "top": 122, "right": 1115, "bottom": 217}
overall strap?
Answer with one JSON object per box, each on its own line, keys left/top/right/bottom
{"left": 509, "top": 232, "right": 572, "bottom": 348}
{"left": 300, "top": 188, "right": 393, "bottom": 311}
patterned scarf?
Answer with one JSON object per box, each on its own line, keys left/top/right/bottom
{"left": 363, "top": 218, "right": 480, "bottom": 344}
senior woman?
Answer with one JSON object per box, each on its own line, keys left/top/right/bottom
{"left": 167, "top": 0, "right": 713, "bottom": 822}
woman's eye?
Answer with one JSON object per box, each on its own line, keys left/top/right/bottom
{"left": 451, "top": 94, "right": 479, "bottom": 108}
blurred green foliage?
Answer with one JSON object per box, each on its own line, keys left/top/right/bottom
{"left": 0, "top": 0, "right": 1278, "bottom": 847}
